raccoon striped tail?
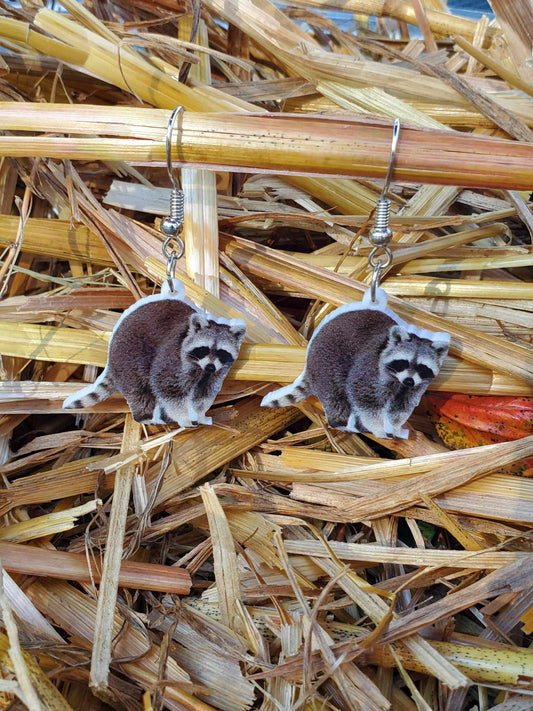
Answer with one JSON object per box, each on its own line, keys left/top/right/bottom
{"left": 261, "top": 372, "right": 311, "bottom": 408}
{"left": 62, "top": 368, "right": 115, "bottom": 410}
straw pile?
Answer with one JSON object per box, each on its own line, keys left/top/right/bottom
{"left": 0, "top": 0, "right": 532, "bottom": 709}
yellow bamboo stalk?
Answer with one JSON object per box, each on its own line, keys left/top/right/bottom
{"left": 222, "top": 235, "right": 533, "bottom": 384}
{"left": 0, "top": 500, "right": 100, "bottom": 543}
{"left": 0, "top": 12, "right": 424, "bottom": 218}
{"left": 0, "top": 215, "right": 110, "bottom": 264}
{"left": 399, "top": 252, "right": 533, "bottom": 274}
{"left": 382, "top": 278, "right": 533, "bottom": 299}
{"left": 0, "top": 339, "right": 530, "bottom": 397}
{"left": 180, "top": 18, "right": 220, "bottom": 298}
{"left": 369, "top": 640, "right": 533, "bottom": 688}
{"left": 31, "top": 9, "right": 234, "bottom": 112}
{"left": 0, "top": 320, "right": 109, "bottom": 365}
{"left": 182, "top": 169, "right": 220, "bottom": 296}
{"left": 0, "top": 104, "right": 532, "bottom": 189}
{"left": 282, "top": 0, "right": 494, "bottom": 43}
{"left": 454, "top": 34, "right": 533, "bottom": 99}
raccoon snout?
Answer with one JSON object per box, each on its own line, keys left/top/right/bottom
{"left": 204, "top": 362, "right": 216, "bottom": 373}
{"left": 403, "top": 376, "right": 415, "bottom": 388}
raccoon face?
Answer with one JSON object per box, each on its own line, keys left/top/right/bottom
{"left": 183, "top": 313, "right": 245, "bottom": 374}
{"left": 382, "top": 325, "right": 447, "bottom": 389}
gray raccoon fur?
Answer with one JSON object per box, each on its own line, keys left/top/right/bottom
{"left": 262, "top": 293, "right": 449, "bottom": 439}
{"left": 63, "top": 289, "right": 246, "bottom": 427}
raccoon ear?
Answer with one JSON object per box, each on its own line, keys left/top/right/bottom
{"left": 189, "top": 313, "right": 209, "bottom": 333}
{"left": 389, "top": 325, "right": 410, "bottom": 345}
{"left": 229, "top": 321, "right": 246, "bottom": 341}
{"left": 432, "top": 338, "right": 449, "bottom": 357}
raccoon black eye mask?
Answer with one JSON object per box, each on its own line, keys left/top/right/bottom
{"left": 262, "top": 288, "right": 449, "bottom": 439}
{"left": 63, "top": 279, "right": 246, "bottom": 427}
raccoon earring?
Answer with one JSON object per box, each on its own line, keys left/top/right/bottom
{"left": 63, "top": 107, "right": 246, "bottom": 426}
{"left": 262, "top": 119, "right": 450, "bottom": 440}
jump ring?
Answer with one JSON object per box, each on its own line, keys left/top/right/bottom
{"left": 163, "top": 234, "right": 184, "bottom": 261}
{"left": 368, "top": 246, "right": 392, "bottom": 270}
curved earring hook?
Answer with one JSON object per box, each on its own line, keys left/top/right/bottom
{"left": 368, "top": 118, "right": 400, "bottom": 302}
{"left": 381, "top": 117, "right": 400, "bottom": 200}
{"left": 161, "top": 106, "right": 185, "bottom": 292}
{"left": 165, "top": 105, "right": 184, "bottom": 192}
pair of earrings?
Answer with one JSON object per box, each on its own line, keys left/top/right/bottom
{"left": 64, "top": 115, "right": 449, "bottom": 439}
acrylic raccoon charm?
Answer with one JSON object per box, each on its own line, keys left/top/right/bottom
{"left": 262, "top": 288, "right": 449, "bottom": 439}
{"left": 63, "top": 279, "right": 246, "bottom": 427}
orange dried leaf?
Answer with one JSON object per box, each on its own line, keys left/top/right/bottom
{"left": 426, "top": 393, "right": 533, "bottom": 439}
{"left": 426, "top": 393, "right": 533, "bottom": 476}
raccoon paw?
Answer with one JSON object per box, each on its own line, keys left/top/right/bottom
{"left": 393, "top": 426, "right": 409, "bottom": 439}
{"left": 340, "top": 412, "right": 367, "bottom": 434}
{"left": 175, "top": 416, "right": 198, "bottom": 428}
{"left": 138, "top": 417, "right": 163, "bottom": 426}
{"left": 327, "top": 419, "right": 350, "bottom": 431}
{"left": 154, "top": 402, "right": 198, "bottom": 427}
{"left": 197, "top": 414, "right": 213, "bottom": 426}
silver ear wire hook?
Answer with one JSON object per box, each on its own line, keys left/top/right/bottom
{"left": 161, "top": 106, "right": 185, "bottom": 291}
{"left": 368, "top": 118, "right": 400, "bottom": 302}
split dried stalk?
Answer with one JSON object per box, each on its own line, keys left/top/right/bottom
{"left": 0, "top": 499, "right": 100, "bottom": 543}
{"left": 0, "top": 631, "right": 74, "bottom": 710}
{"left": 0, "top": 568, "right": 41, "bottom": 711}
{"left": 341, "top": 435, "right": 533, "bottom": 521}
{"left": 488, "top": 0, "right": 533, "bottom": 83}
{"left": 304, "top": 532, "right": 469, "bottom": 688}
{"left": 453, "top": 34, "right": 533, "bottom": 100}
{"left": 156, "top": 396, "right": 302, "bottom": 503}
{"left": 90, "top": 415, "right": 141, "bottom": 692}
{"left": 290, "top": 436, "right": 533, "bottom": 524}
{"left": 27, "top": 580, "right": 202, "bottom": 711}
{"left": 200, "top": 484, "right": 243, "bottom": 634}
{"left": 283, "top": 541, "right": 530, "bottom": 570}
